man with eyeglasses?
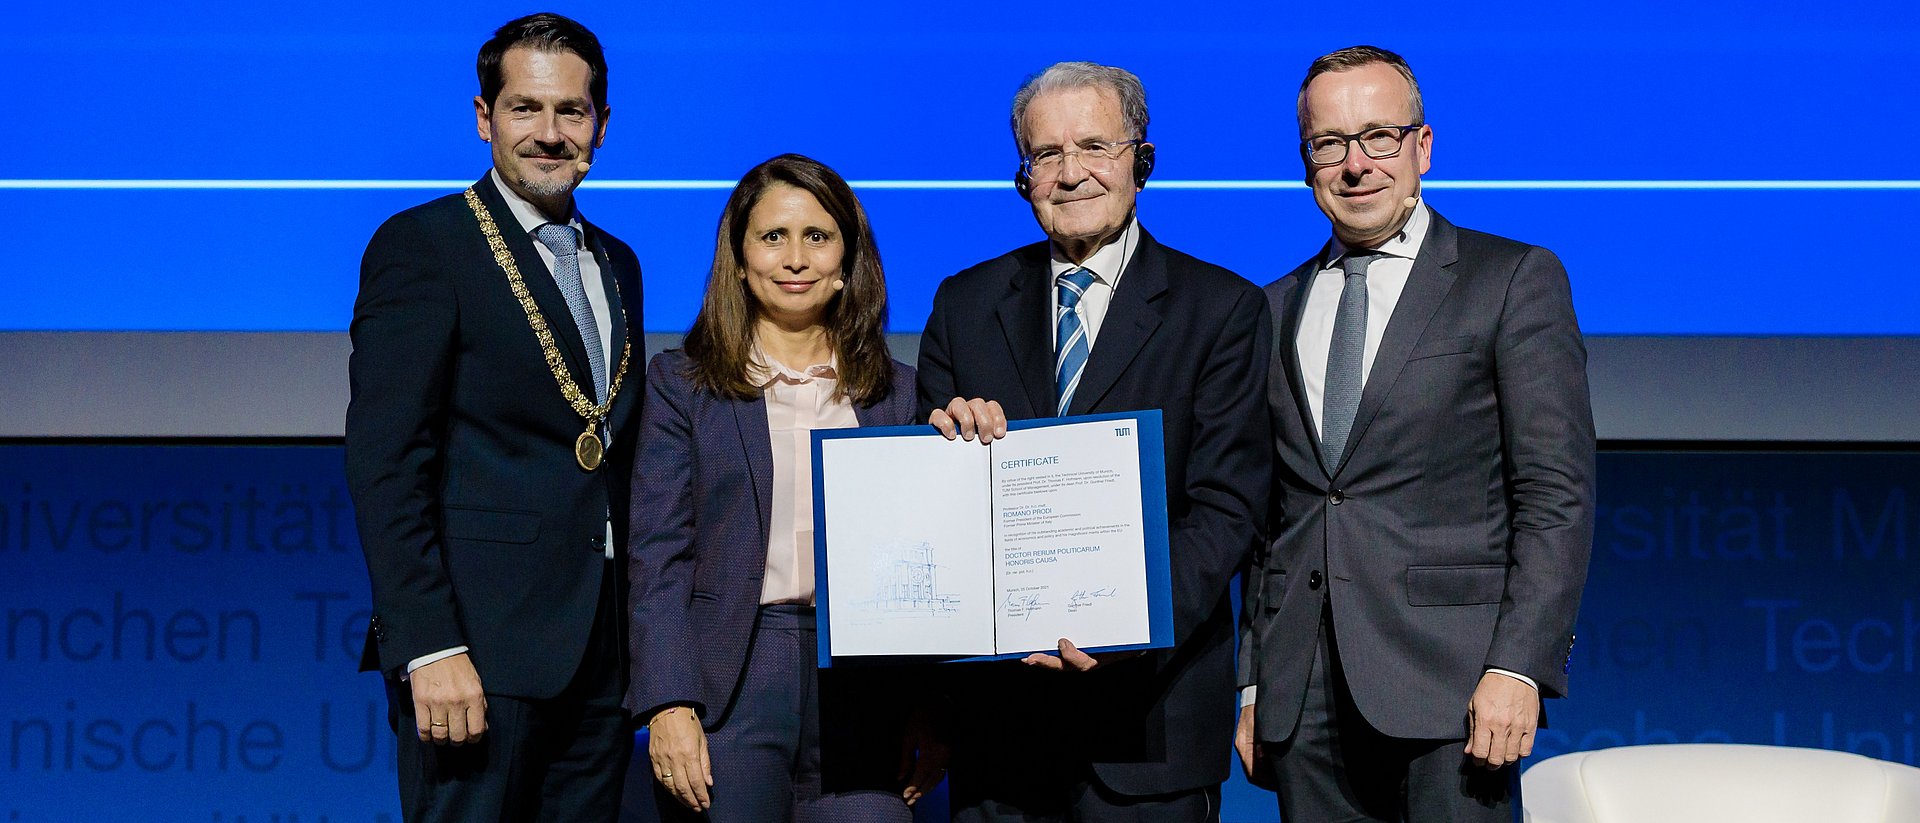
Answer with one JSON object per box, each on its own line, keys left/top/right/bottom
{"left": 1235, "top": 45, "right": 1594, "bottom": 822}
{"left": 916, "top": 61, "right": 1270, "bottom": 821}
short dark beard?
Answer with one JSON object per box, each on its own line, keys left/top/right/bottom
{"left": 515, "top": 174, "right": 574, "bottom": 201}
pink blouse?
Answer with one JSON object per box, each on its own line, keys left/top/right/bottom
{"left": 750, "top": 352, "right": 859, "bottom": 605}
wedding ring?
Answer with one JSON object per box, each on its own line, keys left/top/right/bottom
{"left": 430, "top": 721, "right": 447, "bottom": 727}
{"left": 662, "top": 771, "right": 673, "bottom": 779}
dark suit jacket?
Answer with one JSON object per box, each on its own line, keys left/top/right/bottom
{"left": 916, "top": 228, "right": 1272, "bottom": 795}
{"left": 346, "top": 173, "right": 643, "bottom": 701}
{"left": 624, "top": 349, "right": 919, "bottom": 725}
{"left": 1242, "top": 209, "right": 1594, "bottom": 743}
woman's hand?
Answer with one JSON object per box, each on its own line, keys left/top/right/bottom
{"left": 648, "top": 706, "right": 713, "bottom": 811}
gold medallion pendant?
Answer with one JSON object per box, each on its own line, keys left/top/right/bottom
{"left": 464, "top": 188, "right": 632, "bottom": 475}
{"left": 575, "top": 429, "right": 605, "bottom": 472}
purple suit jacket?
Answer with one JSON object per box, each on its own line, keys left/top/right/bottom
{"left": 623, "top": 348, "right": 918, "bottom": 725}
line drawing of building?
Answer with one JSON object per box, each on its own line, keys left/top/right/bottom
{"left": 871, "top": 541, "right": 961, "bottom": 613}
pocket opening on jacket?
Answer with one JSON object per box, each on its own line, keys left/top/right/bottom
{"left": 442, "top": 505, "right": 541, "bottom": 544}
{"left": 1405, "top": 563, "right": 1504, "bottom": 606}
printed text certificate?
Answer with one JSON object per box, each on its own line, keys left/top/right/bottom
{"left": 817, "top": 417, "right": 1153, "bottom": 658}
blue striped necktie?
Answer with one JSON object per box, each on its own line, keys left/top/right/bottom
{"left": 533, "top": 222, "right": 607, "bottom": 403}
{"left": 1054, "top": 267, "right": 1098, "bottom": 417}
{"left": 1321, "top": 251, "right": 1380, "bottom": 470}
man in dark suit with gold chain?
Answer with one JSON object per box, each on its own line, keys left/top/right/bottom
{"left": 345, "top": 13, "right": 642, "bottom": 821}
{"left": 1237, "top": 45, "right": 1595, "bottom": 822}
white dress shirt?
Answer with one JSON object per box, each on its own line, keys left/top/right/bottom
{"left": 406, "top": 173, "right": 617, "bottom": 678}
{"left": 493, "top": 168, "right": 613, "bottom": 372}
{"left": 1244, "top": 201, "right": 1534, "bottom": 705}
{"left": 1296, "top": 202, "right": 1430, "bottom": 439}
{"left": 1048, "top": 218, "right": 1141, "bottom": 353}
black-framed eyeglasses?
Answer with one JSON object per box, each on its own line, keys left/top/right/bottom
{"left": 1300, "top": 124, "right": 1423, "bottom": 166}
{"left": 1021, "top": 138, "right": 1142, "bottom": 178}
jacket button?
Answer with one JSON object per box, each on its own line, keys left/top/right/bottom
{"left": 1329, "top": 490, "right": 1345, "bottom": 505}
{"left": 1309, "top": 570, "right": 1324, "bottom": 589}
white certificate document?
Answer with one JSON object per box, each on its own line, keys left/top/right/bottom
{"left": 990, "top": 419, "right": 1150, "bottom": 653}
{"left": 814, "top": 411, "right": 1170, "bottom": 663}
{"left": 817, "top": 434, "right": 997, "bottom": 657}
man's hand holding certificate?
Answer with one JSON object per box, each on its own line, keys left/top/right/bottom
{"left": 810, "top": 411, "right": 1173, "bottom": 665}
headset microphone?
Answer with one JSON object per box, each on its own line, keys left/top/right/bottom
{"left": 1403, "top": 196, "right": 1417, "bottom": 208}
{"left": 576, "top": 160, "right": 592, "bottom": 174}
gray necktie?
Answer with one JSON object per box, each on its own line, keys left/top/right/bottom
{"left": 1321, "top": 251, "right": 1380, "bottom": 469}
{"left": 533, "top": 222, "right": 607, "bottom": 403}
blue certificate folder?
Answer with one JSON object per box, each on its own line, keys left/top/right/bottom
{"left": 810, "top": 410, "right": 1172, "bottom": 667}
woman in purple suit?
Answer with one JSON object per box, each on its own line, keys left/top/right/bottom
{"left": 626, "top": 154, "right": 944, "bottom": 822}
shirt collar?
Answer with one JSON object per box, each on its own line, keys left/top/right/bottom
{"left": 1049, "top": 216, "right": 1141, "bottom": 288}
{"left": 1326, "top": 198, "right": 1430, "bottom": 268}
{"left": 747, "top": 345, "right": 839, "bottom": 388}
{"left": 490, "top": 168, "right": 584, "bottom": 245}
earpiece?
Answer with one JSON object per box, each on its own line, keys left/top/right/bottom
{"left": 1132, "top": 143, "right": 1155, "bottom": 187}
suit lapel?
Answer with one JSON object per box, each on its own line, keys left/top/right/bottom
{"left": 731, "top": 396, "right": 775, "bottom": 547}
{"left": 851, "top": 388, "right": 900, "bottom": 428}
{"left": 994, "top": 247, "right": 1057, "bottom": 418}
{"left": 1271, "top": 258, "right": 1326, "bottom": 472}
{"left": 582, "top": 220, "right": 631, "bottom": 407}
{"left": 1337, "top": 213, "right": 1461, "bottom": 475}
{"left": 1070, "top": 229, "right": 1166, "bottom": 414}
{"left": 584, "top": 219, "right": 643, "bottom": 434}
{"left": 582, "top": 220, "right": 629, "bottom": 367}
{"left": 475, "top": 175, "right": 597, "bottom": 397}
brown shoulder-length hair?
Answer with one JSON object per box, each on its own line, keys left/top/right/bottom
{"left": 682, "top": 153, "right": 894, "bottom": 405}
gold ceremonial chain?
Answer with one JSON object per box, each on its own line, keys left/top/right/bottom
{"left": 464, "top": 188, "right": 631, "bottom": 471}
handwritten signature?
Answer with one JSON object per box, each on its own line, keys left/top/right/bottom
{"left": 1067, "top": 587, "right": 1118, "bottom": 610}
{"left": 1001, "top": 593, "right": 1048, "bottom": 621}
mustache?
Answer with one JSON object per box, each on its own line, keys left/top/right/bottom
{"left": 517, "top": 147, "right": 579, "bottom": 160}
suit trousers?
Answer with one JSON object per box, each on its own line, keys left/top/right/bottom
{"left": 388, "top": 560, "right": 631, "bottom": 822}
{"left": 947, "top": 666, "right": 1220, "bottom": 823}
{"left": 950, "top": 776, "right": 1219, "bottom": 823}
{"left": 653, "top": 605, "right": 911, "bottom": 823}
{"left": 1261, "top": 608, "right": 1516, "bottom": 823}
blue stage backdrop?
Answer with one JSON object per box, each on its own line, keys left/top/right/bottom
{"left": 2, "top": 445, "right": 1914, "bottom": 821}
{"left": 1539, "top": 451, "right": 1920, "bottom": 765}
{"left": 3, "top": 1, "right": 1918, "bottom": 335}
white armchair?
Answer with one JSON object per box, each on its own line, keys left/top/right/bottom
{"left": 1522, "top": 744, "right": 1920, "bottom": 823}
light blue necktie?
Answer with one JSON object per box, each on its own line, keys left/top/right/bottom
{"left": 1321, "top": 251, "right": 1380, "bottom": 469}
{"left": 1054, "top": 267, "right": 1098, "bottom": 417}
{"left": 533, "top": 223, "right": 607, "bottom": 403}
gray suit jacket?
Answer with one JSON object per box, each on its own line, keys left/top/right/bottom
{"left": 1241, "top": 209, "right": 1595, "bottom": 742}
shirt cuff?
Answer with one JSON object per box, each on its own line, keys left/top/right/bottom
{"left": 403, "top": 646, "right": 469, "bottom": 681}
{"left": 1240, "top": 685, "right": 1258, "bottom": 707}
{"left": 1486, "top": 667, "right": 1538, "bottom": 691}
